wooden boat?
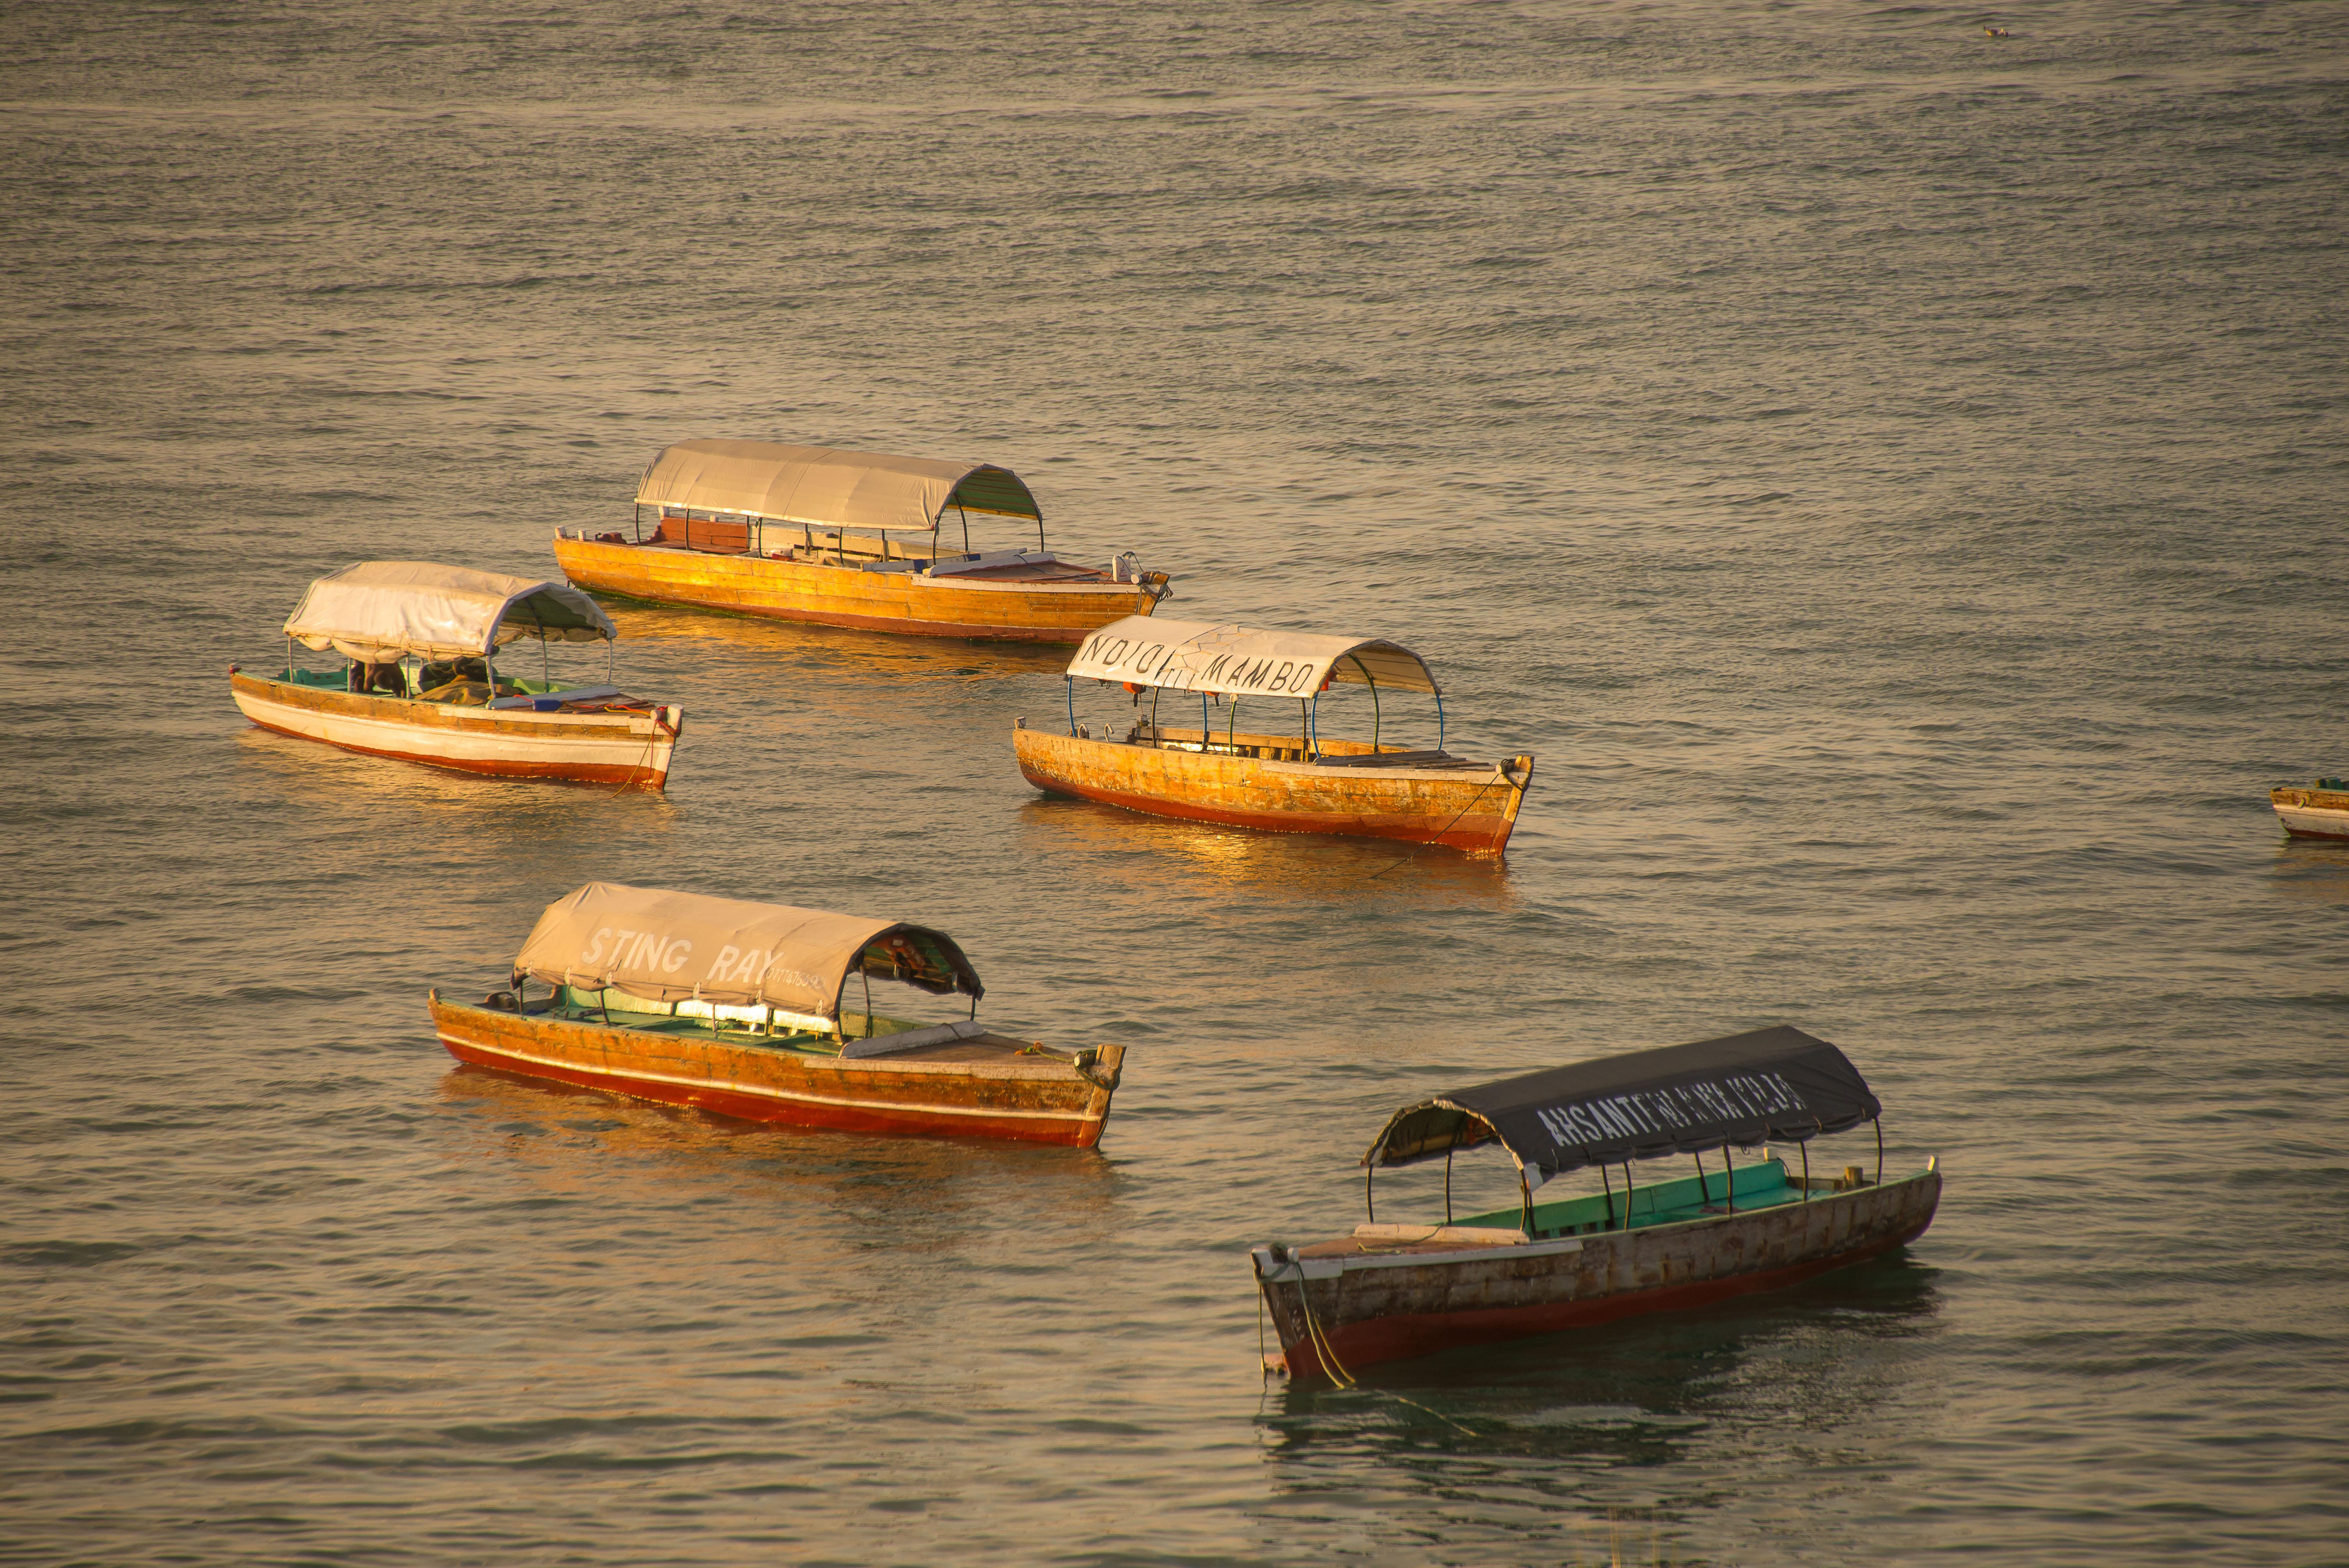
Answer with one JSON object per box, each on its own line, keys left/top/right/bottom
{"left": 230, "top": 561, "right": 682, "bottom": 788}
{"left": 431, "top": 882, "right": 1126, "bottom": 1146}
{"left": 1014, "top": 615, "right": 1534, "bottom": 853}
{"left": 1252, "top": 1026, "right": 1941, "bottom": 1382}
{"left": 2271, "top": 778, "right": 2349, "bottom": 841}
{"left": 550, "top": 439, "right": 1173, "bottom": 643}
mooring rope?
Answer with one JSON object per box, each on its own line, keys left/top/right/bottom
{"left": 1362, "top": 774, "right": 1502, "bottom": 882}
{"left": 1283, "top": 1269, "right": 1477, "bottom": 1436}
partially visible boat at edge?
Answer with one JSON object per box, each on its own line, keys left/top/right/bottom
{"left": 1015, "top": 615, "right": 1534, "bottom": 854}
{"left": 431, "top": 882, "right": 1126, "bottom": 1147}
{"left": 1252, "top": 1026, "right": 1940, "bottom": 1381}
{"left": 551, "top": 439, "right": 1173, "bottom": 643}
{"left": 2271, "top": 778, "right": 2349, "bottom": 841}
{"left": 230, "top": 561, "right": 682, "bottom": 788}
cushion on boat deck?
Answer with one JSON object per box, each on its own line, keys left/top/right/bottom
{"left": 840, "top": 1018, "right": 989, "bottom": 1059}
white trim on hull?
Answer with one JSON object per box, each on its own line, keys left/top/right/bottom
{"left": 230, "top": 674, "right": 679, "bottom": 786}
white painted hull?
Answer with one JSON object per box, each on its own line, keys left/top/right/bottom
{"left": 2272, "top": 786, "right": 2349, "bottom": 842}
{"left": 230, "top": 672, "right": 680, "bottom": 788}
{"left": 2275, "top": 803, "right": 2349, "bottom": 841}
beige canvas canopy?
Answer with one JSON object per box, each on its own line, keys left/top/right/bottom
{"left": 283, "top": 561, "right": 615, "bottom": 665}
{"left": 634, "top": 439, "right": 1042, "bottom": 531}
{"left": 510, "top": 882, "right": 983, "bottom": 1023}
{"left": 1063, "top": 615, "right": 1441, "bottom": 700}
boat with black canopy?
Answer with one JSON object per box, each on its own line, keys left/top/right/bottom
{"left": 1250, "top": 1026, "right": 1941, "bottom": 1381}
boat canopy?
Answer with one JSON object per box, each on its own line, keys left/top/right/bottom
{"left": 1363, "top": 1027, "right": 1882, "bottom": 1179}
{"left": 510, "top": 882, "right": 983, "bottom": 1024}
{"left": 1064, "top": 615, "right": 1440, "bottom": 701}
{"left": 284, "top": 561, "right": 615, "bottom": 664}
{"left": 634, "top": 439, "right": 1042, "bottom": 531}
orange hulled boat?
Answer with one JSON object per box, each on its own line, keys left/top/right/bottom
{"left": 1014, "top": 616, "right": 1534, "bottom": 854}
{"left": 431, "top": 883, "right": 1126, "bottom": 1147}
{"left": 230, "top": 561, "right": 682, "bottom": 789}
{"left": 551, "top": 439, "right": 1173, "bottom": 643}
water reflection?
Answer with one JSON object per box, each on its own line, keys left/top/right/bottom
{"left": 2269, "top": 836, "right": 2349, "bottom": 903}
{"left": 431, "top": 1062, "right": 1120, "bottom": 1264}
{"left": 600, "top": 599, "right": 1072, "bottom": 685}
{"left": 1013, "top": 794, "right": 1520, "bottom": 907}
{"left": 1255, "top": 1258, "right": 1944, "bottom": 1550}
{"left": 231, "top": 725, "right": 679, "bottom": 843}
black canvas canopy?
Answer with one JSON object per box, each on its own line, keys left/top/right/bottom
{"left": 1364, "top": 1026, "right": 1882, "bottom": 1178}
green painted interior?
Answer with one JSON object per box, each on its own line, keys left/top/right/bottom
{"left": 1452, "top": 1158, "right": 1814, "bottom": 1237}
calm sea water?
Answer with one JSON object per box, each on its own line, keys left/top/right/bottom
{"left": 4, "top": 3, "right": 2345, "bottom": 1563}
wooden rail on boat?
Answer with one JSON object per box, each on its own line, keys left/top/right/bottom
{"left": 433, "top": 994, "right": 1122, "bottom": 1146}
{"left": 1015, "top": 723, "right": 1532, "bottom": 853}
{"left": 552, "top": 439, "right": 1172, "bottom": 643}
{"left": 233, "top": 671, "right": 679, "bottom": 788}
{"left": 2272, "top": 781, "right": 2349, "bottom": 841}
{"left": 1255, "top": 1161, "right": 1940, "bottom": 1379}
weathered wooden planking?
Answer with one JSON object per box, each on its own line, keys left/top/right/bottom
{"left": 230, "top": 671, "right": 679, "bottom": 788}
{"left": 430, "top": 995, "right": 1124, "bottom": 1147}
{"left": 1012, "top": 725, "right": 1533, "bottom": 854}
{"left": 552, "top": 535, "right": 1162, "bottom": 643}
{"left": 2271, "top": 786, "right": 2349, "bottom": 841}
{"left": 1255, "top": 1169, "right": 1941, "bottom": 1379}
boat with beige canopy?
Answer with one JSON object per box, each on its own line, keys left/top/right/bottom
{"left": 228, "top": 561, "right": 683, "bottom": 788}
{"left": 551, "top": 438, "right": 1174, "bottom": 642}
{"left": 1013, "top": 615, "right": 1534, "bottom": 853}
{"left": 430, "top": 882, "right": 1127, "bottom": 1146}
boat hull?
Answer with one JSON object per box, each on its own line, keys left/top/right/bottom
{"left": 551, "top": 535, "right": 1160, "bottom": 643}
{"left": 1254, "top": 1170, "right": 1941, "bottom": 1380}
{"left": 430, "top": 996, "right": 1123, "bottom": 1147}
{"left": 2272, "top": 786, "right": 2349, "bottom": 841}
{"left": 231, "top": 671, "right": 679, "bottom": 788}
{"left": 1013, "top": 725, "right": 1532, "bottom": 854}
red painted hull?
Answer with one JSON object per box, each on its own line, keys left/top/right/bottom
{"left": 1257, "top": 1170, "right": 1941, "bottom": 1380}
{"left": 1276, "top": 1213, "right": 1930, "bottom": 1381}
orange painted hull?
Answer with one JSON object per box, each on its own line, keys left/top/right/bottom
{"left": 551, "top": 536, "right": 1161, "bottom": 644}
{"left": 430, "top": 995, "right": 1123, "bottom": 1147}
{"left": 1012, "top": 725, "right": 1533, "bottom": 854}
{"left": 231, "top": 671, "right": 679, "bottom": 788}
{"left": 1256, "top": 1172, "right": 1940, "bottom": 1381}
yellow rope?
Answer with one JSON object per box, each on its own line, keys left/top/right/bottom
{"left": 1289, "top": 1265, "right": 1477, "bottom": 1435}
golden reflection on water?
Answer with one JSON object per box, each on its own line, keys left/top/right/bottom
{"left": 1012, "top": 793, "right": 1520, "bottom": 907}
{"left": 2268, "top": 837, "right": 2349, "bottom": 903}
{"left": 231, "top": 725, "right": 680, "bottom": 839}
{"left": 601, "top": 599, "right": 1071, "bottom": 685}
{"left": 432, "top": 1063, "right": 1119, "bottom": 1248}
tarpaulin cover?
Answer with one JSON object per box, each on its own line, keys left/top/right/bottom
{"left": 283, "top": 561, "right": 616, "bottom": 664}
{"left": 635, "top": 439, "right": 1041, "bottom": 530}
{"left": 511, "top": 882, "right": 983, "bottom": 1020}
{"left": 1364, "top": 1026, "right": 1881, "bottom": 1177}
{"left": 1063, "top": 615, "right": 1440, "bottom": 700}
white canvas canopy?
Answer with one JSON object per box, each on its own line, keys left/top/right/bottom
{"left": 283, "top": 561, "right": 616, "bottom": 665}
{"left": 1063, "top": 616, "right": 1441, "bottom": 700}
{"left": 634, "top": 439, "right": 1042, "bottom": 531}
{"left": 511, "top": 882, "right": 983, "bottom": 1023}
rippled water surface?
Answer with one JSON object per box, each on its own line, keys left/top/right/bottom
{"left": 5, "top": 2, "right": 2346, "bottom": 1563}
